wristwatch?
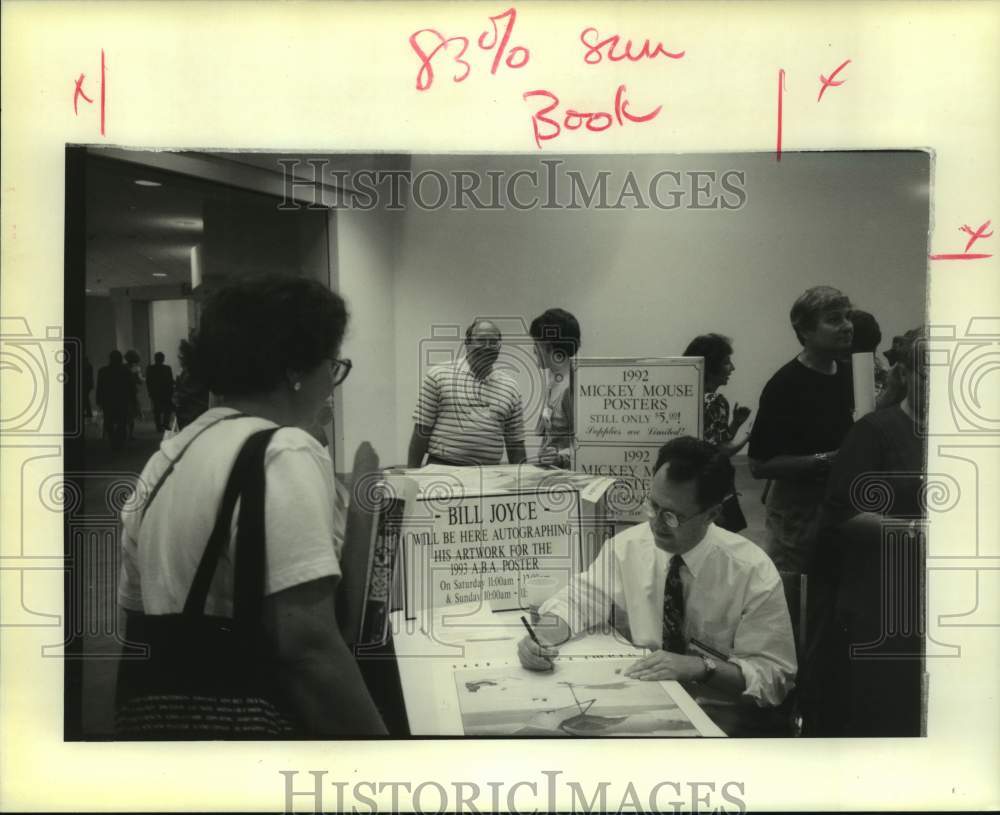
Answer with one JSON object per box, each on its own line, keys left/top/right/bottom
{"left": 699, "top": 655, "right": 718, "bottom": 682}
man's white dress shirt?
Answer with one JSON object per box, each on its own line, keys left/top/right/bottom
{"left": 539, "top": 522, "right": 797, "bottom": 707}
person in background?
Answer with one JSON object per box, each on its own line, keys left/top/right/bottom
{"left": 848, "top": 309, "right": 893, "bottom": 415}
{"left": 683, "top": 333, "right": 751, "bottom": 532}
{"left": 848, "top": 310, "right": 886, "bottom": 383}
{"left": 530, "top": 308, "right": 581, "bottom": 468}
{"left": 96, "top": 350, "right": 131, "bottom": 451}
{"left": 876, "top": 332, "right": 910, "bottom": 410}
{"left": 123, "top": 349, "right": 144, "bottom": 440}
{"left": 802, "top": 326, "right": 926, "bottom": 736}
{"left": 116, "top": 275, "right": 386, "bottom": 736}
{"left": 517, "top": 437, "right": 796, "bottom": 713}
{"left": 748, "top": 286, "right": 855, "bottom": 574}
{"left": 173, "top": 339, "right": 211, "bottom": 430}
{"left": 145, "top": 352, "right": 175, "bottom": 433}
{"left": 407, "top": 319, "right": 527, "bottom": 467}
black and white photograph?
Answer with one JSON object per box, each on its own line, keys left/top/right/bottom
{"left": 64, "top": 146, "right": 930, "bottom": 743}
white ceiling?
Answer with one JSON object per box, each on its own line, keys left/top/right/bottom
{"left": 85, "top": 151, "right": 409, "bottom": 296}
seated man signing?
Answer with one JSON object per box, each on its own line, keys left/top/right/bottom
{"left": 517, "top": 437, "right": 797, "bottom": 708}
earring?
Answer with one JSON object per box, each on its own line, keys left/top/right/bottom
{"left": 293, "top": 382, "right": 302, "bottom": 392}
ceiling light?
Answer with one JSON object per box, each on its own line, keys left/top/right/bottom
{"left": 152, "top": 273, "right": 168, "bottom": 278}
{"left": 134, "top": 179, "right": 162, "bottom": 187}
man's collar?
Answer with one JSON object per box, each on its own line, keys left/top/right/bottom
{"left": 676, "top": 527, "right": 716, "bottom": 578}
{"left": 460, "top": 355, "right": 492, "bottom": 380}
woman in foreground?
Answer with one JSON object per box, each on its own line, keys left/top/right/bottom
{"left": 116, "top": 275, "right": 386, "bottom": 737}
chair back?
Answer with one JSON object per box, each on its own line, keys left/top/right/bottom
{"left": 337, "top": 442, "right": 381, "bottom": 646}
{"left": 779, "top": 570, "right": 808, "bottom": 658}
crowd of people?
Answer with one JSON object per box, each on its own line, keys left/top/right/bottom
{"left": 111, "top": 275, "right": 926, "bottom": 738}
{"left": 88, "top": 349, "right": 177, "bottom": 450}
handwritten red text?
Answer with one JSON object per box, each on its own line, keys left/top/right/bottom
{"left": 522, "top": 84, "right": 662, "bottom": 149}
{"left": 410, "top": 7, "right": 529, "bottom": 91}
{"left": 929, "top": 220, "right": 994, "bottom": 261}
{"left": 817, "top": 59, "right": 851, "bottom": 102}
{"left": 73, "top": 49, "right": 107, "bottom": 136}
{"left": 579, "top": 27, "right": 685, "bottom": 65}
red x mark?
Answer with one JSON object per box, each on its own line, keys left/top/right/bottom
{"left": 960, "top": 220, "right": 993, "bottom": 253}
{"left": 71, "top": 50, "right": 107, "bottom": 135}
{"left": 817, "top": 59, "right": 851, "bottom": 102}
{"left": 73, "top": 73, "right": 93, "bottom": 115}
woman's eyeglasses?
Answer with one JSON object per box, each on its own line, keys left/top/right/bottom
{"left": 327, "top": 357, "right": 353, "bottom": 387}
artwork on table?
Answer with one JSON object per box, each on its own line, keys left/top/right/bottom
{"left": 454, "top": 658, "right": 704, "bottom": 737}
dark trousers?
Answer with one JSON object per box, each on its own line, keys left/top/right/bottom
{"left": 151, "top": 398, "right": 173, "bottom": 432}
{"left": 103, "top": 410, "right": 127, "bottom": 451}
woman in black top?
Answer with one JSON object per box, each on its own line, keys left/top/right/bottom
{"left": 802, "top": 327, "right": 926, "bottom": 736}
{"left": 748, "top": 286, "right": 855, "bottom": 573}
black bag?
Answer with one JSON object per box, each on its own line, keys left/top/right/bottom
{"left": 115, "top": 424, "right": 297, "bottom": 739}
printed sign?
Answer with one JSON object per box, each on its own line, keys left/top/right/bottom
{"left": 574, "top": 444, "right": 658, "bottom": 522}
{"left": 402, "top": 488, "right": 583, "bottom": 615}
{"left": 575, "top": 357, "right": 703, "bottom": 445}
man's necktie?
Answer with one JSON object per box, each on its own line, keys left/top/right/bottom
{"left": 661, "top": 554, "right": 686, "bottom": 654}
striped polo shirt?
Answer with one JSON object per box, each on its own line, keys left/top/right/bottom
{"left": 413, "top": 358, "right": 526, "bottom": 465}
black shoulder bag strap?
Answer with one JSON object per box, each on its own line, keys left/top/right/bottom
{"left": 183, "top": 427, "right": 280, "bottom": 631}
{"left": 139, "top": 412, "right": 248, "bottom": 524}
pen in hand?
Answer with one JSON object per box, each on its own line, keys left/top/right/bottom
{"left": 518, "top": 615, "right": 566, "bottom": 673}
{"left": 521, "top": 615, "right": 559, "bottom": 651}
{"left": 520, "top": 615, "right": 542, "bottom": 645}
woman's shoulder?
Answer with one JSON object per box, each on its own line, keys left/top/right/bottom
{"left": 170, "top": 409, "right": 328, "bottom": 468}
{"left": 268, "top": 426, "right": 330, "bottom": 461}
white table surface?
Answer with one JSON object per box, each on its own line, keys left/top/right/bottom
{"left": 390, "top": 603, "right": 725, "bottom": 737}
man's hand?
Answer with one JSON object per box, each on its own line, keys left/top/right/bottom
{"left": 624, "top": 650, "right": 705, "bottom": 682}
{"left": 537, "top": 446, "right": 568, "bottom": 467}
{"left": 517, "top": 635, "right": 559, "bottom": 671}
{"left": 813, "top": 449, "right": 839, "bottom": 475}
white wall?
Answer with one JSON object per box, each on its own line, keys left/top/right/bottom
{"left": 383, "top": 152, "right": 929, "bottom": 462}
{"left": 149, "top": 299, "right": 189, "bottom": 372}
{"left": 335, "top": 206, "right": 404, "bottom": 469}
{"left": 85, "top": 296, "right": 116, "bottom": 369}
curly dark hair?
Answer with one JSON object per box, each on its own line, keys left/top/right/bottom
{"left": 529, "top": 308, "right": 581, "bottom": 361}
{"left": 895, "top": 326, "right": 927, "bottom": 373}
{"left": 683, "top": 333, "right": 733, "bottom": 378}
{"left": 653, "top": 437, "right": 734, "bottom": 510}
{"left": 849, "top": 310, "right": 882, "bottom": 354}
{"left": 181, "top": 275, "right": 348, "bottom": 397}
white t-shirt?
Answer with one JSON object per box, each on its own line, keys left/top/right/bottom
{"left": 118, "top": 407, "right": 341, "bottom": 617}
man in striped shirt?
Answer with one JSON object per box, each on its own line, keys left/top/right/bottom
{"left": 407, "top": 320, "right": 527, "bottom": 467}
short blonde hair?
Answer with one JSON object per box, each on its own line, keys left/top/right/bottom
{"left": 790, "top": 286, "right": 852, "bottom": 345}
